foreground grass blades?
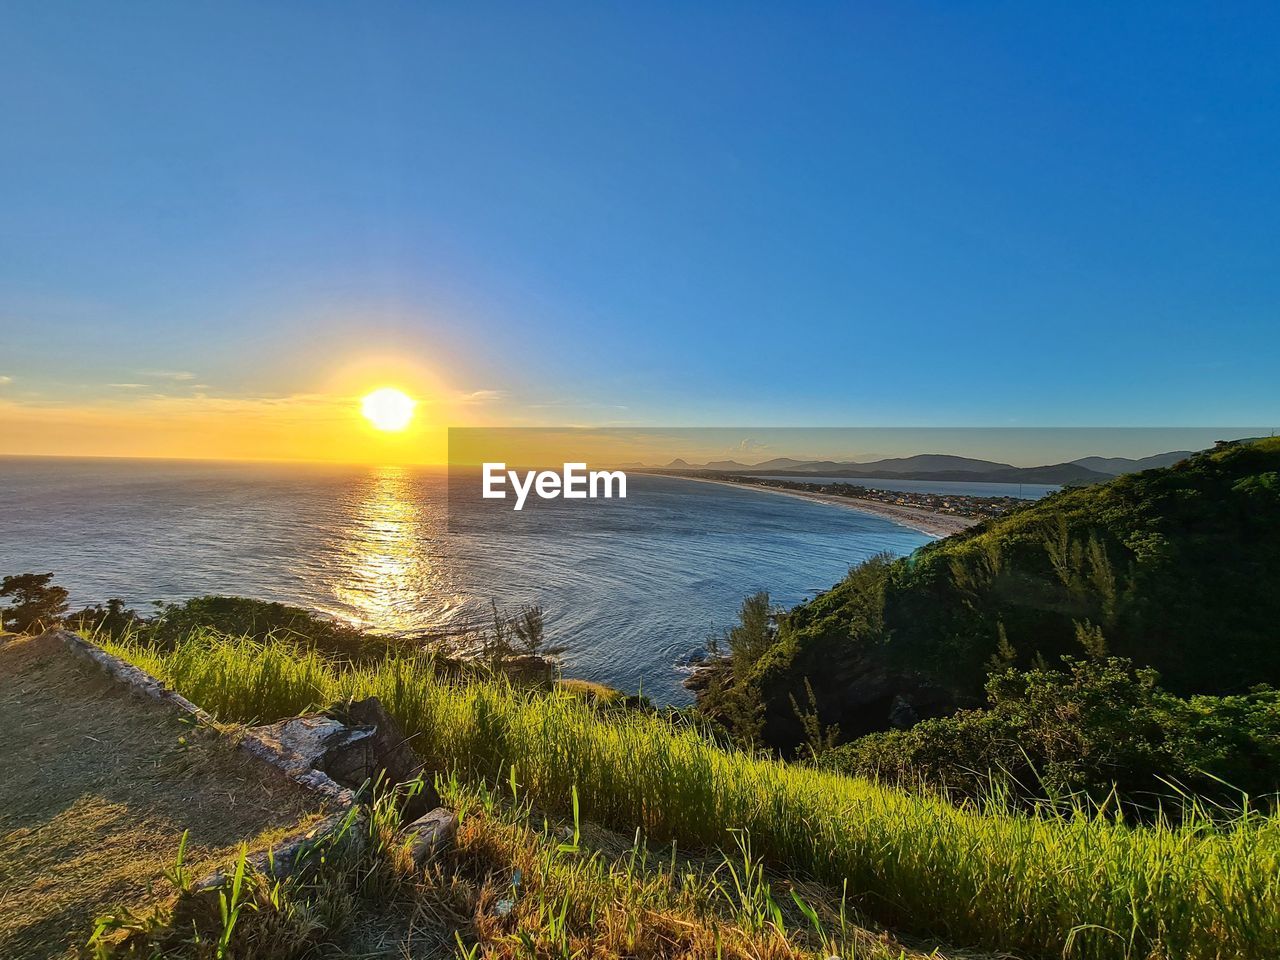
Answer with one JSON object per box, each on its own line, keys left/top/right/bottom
{"left": 92, "top": 777, "right": 938, "bottom": 960}
{"left": 100, "top": 630, "right": 1280, "bottom": 960}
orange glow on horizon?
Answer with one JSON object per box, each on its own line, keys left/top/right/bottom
{"left": 0, "top": 386, "right": 454, "bottom": 465}
{"left": 0, "top": 351, "right": 515, "bottom": 464}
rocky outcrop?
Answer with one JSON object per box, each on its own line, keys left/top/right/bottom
{"left": 334, "top": 697, "right": 429, "bottom": 788}
{"left": 52, "top": 628, "right": 358, "bottom": 805}
{"left": 194, "top": 809, "right": 364, "bottom": 892}
{"left": 249, "top": 715, "right": 378, "bottom": 784}
{"left": 249, "top": 696, "right": 434, "bottom": 820}
{"left": 187, "top": 802, "right": 457, "bottom": 915}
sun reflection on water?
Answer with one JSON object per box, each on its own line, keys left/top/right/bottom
{"left": 332, "top": 466, "right": 436, "bottom": 634}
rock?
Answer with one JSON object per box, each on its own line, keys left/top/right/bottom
{"left": 682, "top": 658, "right": 729, "bottom": 695}
{"left": 250, "top": 714, "right": 377, "bottom": 785}
{"left": 402, "top": 807, "right": 457, "bottom": 866}
{"left": 194, "top": 809, "right": 365, "bottom": 891}
{"left": 174, "top": 811, "right": 367, "bottom": 938}
{"left": 248, "top": 697, "right": 433, "bottom": 819}
{"left": 329, "top": 697, "right": 435, "bottom": 819}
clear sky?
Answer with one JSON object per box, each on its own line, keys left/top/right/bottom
{"left": 1, "top": 2, "right": 1277, "bottom": 463}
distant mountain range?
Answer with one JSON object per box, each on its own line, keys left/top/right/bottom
{"left": 642, "top": 449, "right": 1202, "bottom": 485}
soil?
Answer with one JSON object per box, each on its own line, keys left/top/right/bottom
{"left": 0, "top": 632, "right": 332, "bottom": 958}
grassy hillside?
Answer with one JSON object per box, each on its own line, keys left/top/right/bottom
{"left": 95, "top": 629, "right": 1280, "bottom": 960}
{"left": 93, "top": 774, "right": 954, "bottom": 960}
{"left": 736, "top": 438, "right": 1280, "bottom": 747}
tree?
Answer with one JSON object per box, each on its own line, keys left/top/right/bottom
{"left": 790, "top": 678, "right": 840, "bottom": 760}
{"left": 510, "top": 604, "right": 566, "bottom": 658}
{"left": 725, "top": 591, "right": 776, "bottom": 680}
{"left": 692, "top": 592, "right": 781, "bottom": 747}
{"left": 1, "top": 573, "right": 69, "bottom": 633}
{"left": 483, "top": 599, "right": 515, "bottom": 667}
{"left": 824, "top": 656, "right": 1280, "bottom": 816}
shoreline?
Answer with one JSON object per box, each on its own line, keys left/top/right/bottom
{"left": 665, "top": 474, "right": 979, "bottom": 538}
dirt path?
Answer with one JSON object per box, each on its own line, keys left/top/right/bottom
{"left": 0, "top": 633, "right": 332, "bottom": 959}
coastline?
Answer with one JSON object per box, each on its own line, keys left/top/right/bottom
{"left": 666, "top": 474, "right": 979, "bottom": 538}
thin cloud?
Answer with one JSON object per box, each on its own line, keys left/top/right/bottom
{"left": 457, "top": 389, "right": 505, "bottom": 404}
{"left": 0, "top": 375, "right": 12, "bottom": 385}
{"left": 107, "top": 383, "right": 147, "bottom": 389}
{"left": 524, "top": 398, "right": 630, "bottom": 410}
{"left": 142, "top": 370, "right": 197, "bottom": 381}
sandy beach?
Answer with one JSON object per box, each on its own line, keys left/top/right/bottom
{"left": 671, "top": 475, "right": 979, "bottom": 538}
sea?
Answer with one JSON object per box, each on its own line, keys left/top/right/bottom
{"left": 0, "top": 457, "right": 1001, "bottom": 704}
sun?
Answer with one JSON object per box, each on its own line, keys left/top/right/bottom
{"left": 360, "top": 387, "right": 416, "bottom": 432}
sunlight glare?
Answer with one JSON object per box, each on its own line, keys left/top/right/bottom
{"left": 360, "top": 387, "right": 416, "bottom": 432}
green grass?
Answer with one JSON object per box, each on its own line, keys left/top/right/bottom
{"left": 98, "top": 629, "right": 1280, "bottom": 960}
{"left": 91, "top": 775, "right": 941, "bottom": 960}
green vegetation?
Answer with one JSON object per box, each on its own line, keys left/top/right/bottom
{"left": 0, "top": 572, "right": 68, "bottom": 632}
{"left": 147, "top": 595, "right": 381, "bottom": 660}
{"left": 694, "top": 590, "right": 779, "bottom": 742}
{"left": 58, "top": 592, "right": 387, "bottom": 660}
{"left": 68, "top": 597, "right": 146, "bottom": 637}
{"left": 94, "top": 629, "right": 1280, "bottom": 960}
{"left": 700, "top": 438, "right": 1280, "bottom": 752}
{"left": 90, "top": 788, "right": 423, "bottom": 959}
{"left": 825, "top": 656, "right": 1280, "bottom": 814}
{"left": 92, "top": 777, "right": 938, "bottom": 960}
{"left": 44, "top": 585, "right": 566, "bottom": 677}
{"left": 15, "top": 439, "right": 1280, "bottom": 957}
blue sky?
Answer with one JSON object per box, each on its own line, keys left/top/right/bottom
{"left": 1, "top": 1, "right": 1277, "bottom": 458}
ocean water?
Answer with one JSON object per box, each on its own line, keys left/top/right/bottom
{"left": 0, "top": 458, "right": 931, "bottom": 704}
{"left": 759, "top": 475, "right": 1060, "bottom": 499}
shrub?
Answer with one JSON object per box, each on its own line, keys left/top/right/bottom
{"left": 826, "top": 657, "right": 1280, "bottom": 814}
{"left": 148, "top": 595, "right": 384, "bottom": 660}
{"left": 66, "top": 597, "right": 145, "bottom": 637}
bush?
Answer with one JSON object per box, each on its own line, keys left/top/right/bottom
{"left": 66, "top": 597, "right": 145, "bottom": 636}
{"left": 148, "top": 595, "right": 384, "bottom": 660}
{"left": 826, "top": 657, "right": 1280, "bottom": 815}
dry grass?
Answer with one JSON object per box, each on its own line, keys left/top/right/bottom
{"left": 0, "top": 633, "right": 332, "bottom": 959}
{"left": 431, "top": 794, "right": 970, "bottom": 960}
{"left": 95, "top": 779, "right": 985, "bottom": 960}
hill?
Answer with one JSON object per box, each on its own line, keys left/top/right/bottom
{"left": 825, "top": 453, "right": 1018, "bottom": 474}
{"left": 655, "top": 453, "right": 1143, "bottom": 484}
{"left": 711, "top": 438, "right": 1280, "bottom": 750}
{"left": 1072, "top": 451, "right": 1195, "bottom": 474}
